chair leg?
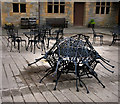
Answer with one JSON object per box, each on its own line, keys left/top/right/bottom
{"left": 93, "top": 37, "right": 96, "bottom": 44}
{"left": 24, "top": 40, "right": 27, "bottom": 48}
{"left": 18, "top": 41, "right": 20, "bottom": 53}
{"left": 10, "top": 41, "right": 13, "bottom": 52}
{"left": 47, "top": 39, "right": 50, "bottom": 49}
{"left": 14, "top": 40, "right": 16, "bottom": 48}
{"left": 21, "top": 40, "right": 23, "bottom": 47}
{"left": 100, "top": 37, "right": 103, "bottom": 45}
{"left": 26, "top": 41, "right": 30, "bottom": 51}
{"left": 30, "top": 41, "right": 33, "bottom": 52}
{"left": 102, "top": 37, "right": 103, "bottom": 45}
{"left": 109, "top": 39, "right": 115, "bottom": 46}
{"left": 7, "top": 37, "right": 10, "bottom": 47}
{"left": 33, "top": 42, "right": 36, "bottom": 54}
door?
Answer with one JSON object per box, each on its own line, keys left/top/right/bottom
{"left": 74, "top": 2, "right": 85, "bottom": 26}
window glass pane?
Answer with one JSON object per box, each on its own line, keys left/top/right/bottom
{"left": 106, "top": 7, "right": 110, "bottom": 14}
{"left": 96, "top": 7, "right": 100, "bottom": 14}
{"left": 101, "top": 7, "right": 105, "bottom": 14}
{"left": 101, "top": 2, "right": 105, "bottom": 6}
{"left": 13, "top": 3, "right": 19, "bottom": 12}
{"left": 60, "top": 5, "right": 65, "bottom": 13}
{"left": 106, "top": 2, "right": 110, "bottom": 6}
{"left": 48, "top": 5, "right": 52, "bottom": 13}
{"left": 96, "top": 2, "right": 100, "bottom": 6}
{"left": 54, "top": 5, "right": 58, "bottom": 13}
{"left": 20, "top": 4, "right": 26, "bottom": 13}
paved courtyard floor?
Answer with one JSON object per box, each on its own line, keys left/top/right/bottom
{"left": 0, "top": 27, "right": 120, "bottom": 103}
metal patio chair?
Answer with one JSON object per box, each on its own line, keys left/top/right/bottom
{"left": 92, "top": 28, "right": 103, "bottom": 45}
{"left": 109, "top": 25, "right": 120, "bottom": 46}
{"left": 47, "top": 27, "right": 64, "bottom": 49}
{"left": 7, "top": 28, "right": 26, "bottom": 53}
{"left": 25, "top": 28, "right": 46, "bottom": 54}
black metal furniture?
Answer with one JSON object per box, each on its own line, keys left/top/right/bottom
{"left": 109, "top": 26, "right": 120, "bottom": 46}
{"left": 46, "top": 18, "right": 67, "bottom": 28}
{"left": 4, "top": 24, "right": 15, "bottom": 47}
{"left": 47, "top": 27, "right": 64, "bottom": 49}
{"left": 92, "top": 28, "right": 103, "bottom": 45}
{"left": 6, "top": 28, "right": 26, "bottom": 53}
{"left": 24, "top": 28, "right": 46, "bottom": 54}
{"left": 28, "top": 34, "right": 114, "bottom": 93}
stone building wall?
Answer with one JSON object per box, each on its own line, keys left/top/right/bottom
{"left": 39, "top": 2, "right": 73, "bottom": 26}
{"left": 1, "top": 2, "right": 73, "bottom": 27}
{"left": 1, "top": 2, "right": 119, "bottom": 27}
{"left": 0, "top": 1, "right": 1, "bottom": 27}
{"left": 84, "top": 2, "right": 119, "bottom": 27}
{"left": 1, "top": 2, "right": 38, "bottom": 27}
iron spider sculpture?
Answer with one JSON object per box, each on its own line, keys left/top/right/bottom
{"left": 28, "top": 34, "right": 114, "bottom": 93}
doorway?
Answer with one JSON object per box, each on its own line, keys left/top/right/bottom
{"left": 74, "top": 2, "right": 85, "bottom": 26}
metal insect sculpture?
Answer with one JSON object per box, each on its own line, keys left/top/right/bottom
{"left": 28, "top": 34, "right": 114, "bottom": 93}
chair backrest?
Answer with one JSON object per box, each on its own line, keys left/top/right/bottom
{"left": 59, "top": 27, "right": 64, "bottom": 35}
{"left": 35, "top": 28, "right": 46, "bottom": 42}
{"left": 7, "top": 28, "right": 18, "bottom": 38}
{"left": 49, "top": 28, "right": 61, "bottom": 39}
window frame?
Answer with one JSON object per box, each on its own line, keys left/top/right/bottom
{"left": 47, "top": 0, "right": 65, "bottom": 14}
{"left": 95, "top": 2, "right": 111, "bottom": 15}
{"left": 13, "top": 3, "right": 26, "bottom": 13}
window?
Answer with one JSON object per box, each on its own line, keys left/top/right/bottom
{"left": 13, "top": 3, "right": 26, "bottom": 13}
{"left": 20, "top": 4, "right": 26, "bottom": 13}
{"left": 13, "top": 3, "right": 19, "bottom": 12}
{"left": 47, "top": 0, "right": 65, "bottom": 13}
{"left": 106, "top": 2, "right": 110, "bottom": 14}
{"left": 95, "top": 2, "right": 110, "bottom": 14}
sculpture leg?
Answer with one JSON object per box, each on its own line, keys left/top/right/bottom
{"left": 92, "top": 73, "right": 105, "bottom": 88}
{"left": 53, "top": 71, "right": 62, "bottom": 90}
{"left": 39, "top": 69, "right": 55, "bottom": 83}
{"left": 78, "top": 75, "right": 89, "bottom": 93}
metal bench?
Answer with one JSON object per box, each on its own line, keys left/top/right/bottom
{"left": 46, "top": 18, "right": 66, "bottom": 28}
